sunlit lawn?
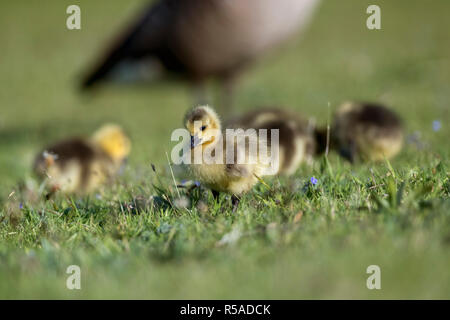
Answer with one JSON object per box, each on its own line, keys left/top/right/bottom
{"left": 0, "top": 0, "right": 449, "bottom": 299}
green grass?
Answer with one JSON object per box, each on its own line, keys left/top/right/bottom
{"left": 0, "top": 0, "right": 449, "bottom": 299}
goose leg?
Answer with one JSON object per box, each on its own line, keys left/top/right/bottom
{"left": 219, "top": 73, "right": 237, "bottom": 116}
{"left": 192, "top": 82, "right": 209, "bottom": 106}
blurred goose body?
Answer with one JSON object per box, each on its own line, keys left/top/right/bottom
{"left": 81, "top": 0, "right": 320, "bottom": 110}
{"left": 33, "top": 124, "right": 131, "bottom": 194}
{"left": 184, "top": 106, "right": 275, "bottom": 211}
{"left": 332, "top": 102, "right": 404, "bottom": 162}
{"left": 225, "top": 108, "right": 316, "bottom": 175}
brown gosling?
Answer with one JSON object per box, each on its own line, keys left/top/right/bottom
{"left": 225, "top": 107, "right": 316, "bottom": 175}
{"left": 33, "top": 124, "right": 131, "bottom": 195}
{"left": 330, "top": 102, "right": 404, "bottom": 163}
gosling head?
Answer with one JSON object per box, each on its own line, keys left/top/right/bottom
{"left": 91, "top": 124, "right": 131, "bottom": 163}
{"left": 184, "top": 106, "right": 221, "bottom": 149}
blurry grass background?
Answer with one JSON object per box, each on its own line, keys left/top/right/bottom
{"left": 0, "top": 0, "right": 449, "bottom": 299}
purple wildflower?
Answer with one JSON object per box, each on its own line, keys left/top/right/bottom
{"left": 432, "top": 120, "right": 441, "bottom": 132}
{"left": 310, "top": 177, "right": 318, "bottom": 185}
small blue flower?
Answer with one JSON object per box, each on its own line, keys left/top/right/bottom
{"left": 19, "top": 203, "right": 23, "bottom": 209}
{"left": 432, "top": 120, "right": 441, "bottom": 132}
{"left": 310, "top": 177, "right": 318, "bottom": 185}
{"left": 194, "top": 181, "right": 201, "bottom": 187}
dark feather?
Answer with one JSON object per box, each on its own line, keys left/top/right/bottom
{"left": 82, "top": 0, "right": 180, "bottom": 88}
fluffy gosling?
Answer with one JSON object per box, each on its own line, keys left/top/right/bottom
{"left": 33, "top": 124, "right": 131, "bottom": 195}
{"left": 331, "top": 102, "right": 404, "bottom": 162}
{"left": 225, "top": 108, "right": 316, "bottom": 175}
{"left": 184, "top": 106, "right": 275, "bottom": 211}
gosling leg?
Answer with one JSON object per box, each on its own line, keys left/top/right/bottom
{"left": 231, "top": 195, "right": 240, "bottom": 213}
{"left": 212, "top": 190, "right": 220, "bottom": 202}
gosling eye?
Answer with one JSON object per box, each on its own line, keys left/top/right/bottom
{"left": 200, "top": 125, "right": 207, "bottom": 131}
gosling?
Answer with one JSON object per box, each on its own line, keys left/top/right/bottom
{"left": 184, "top": 106, "right": 275, "bottom": 211}
{"left": 225, "top": 107, "right": 316, "bottom": 175}
{"left": 33, "top": 124, "right": 131, "bottom": 195}
{"left": 331, "top": 102, "right": 404, "bottom": 162}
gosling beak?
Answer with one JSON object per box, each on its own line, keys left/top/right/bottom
{"left": 190, "top": 134, "right": 201, "bottom": 148}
